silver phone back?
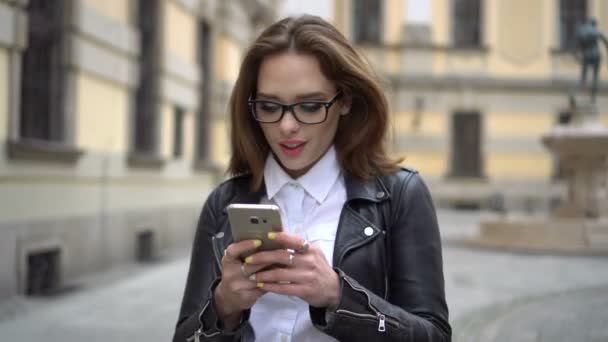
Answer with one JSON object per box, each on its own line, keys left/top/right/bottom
{"left": 226, "top": 204, "right": 284, "bottom": 255}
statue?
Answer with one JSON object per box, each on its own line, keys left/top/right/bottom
{"left": 574, "top": 18, "right": 608, "bottom": 102}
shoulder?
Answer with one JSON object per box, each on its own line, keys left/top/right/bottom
{"left": 205, "top": 173, "right": 252, "bottom": 209}
{"left": 216, "top": 173, "right": 252, "bottom": 193}
{"left": 379, "top": 167, "right": 420, "bottom": 190}
{"left": 378, "top": 167, "right": 433, "bottom": 203}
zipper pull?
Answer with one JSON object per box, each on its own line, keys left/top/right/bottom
{"left": 187, "top": 328, "right": 202, "bottom": 342}
{"left": 377, "top": 313, "right": 386, "bottom": 332}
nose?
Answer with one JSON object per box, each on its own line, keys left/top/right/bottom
{"left": 279, "top": 109, "right": 300, "bottom": 134}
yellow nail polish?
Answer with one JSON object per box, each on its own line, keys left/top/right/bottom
{"left": 256, "top": 282, "right": 264, "bottom": 288}
{"left": 267, "top": 232, "right": 277, "bottom": 240}
{"left": 245, "top": 256, "right": 253, "bottom": 264}
{"left": 253, "top": 240, "right": 262, "bottom": 248}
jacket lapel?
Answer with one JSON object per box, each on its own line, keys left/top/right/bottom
{"left": 333, "top": 173, "right": 390, "bottom": 267}
{"left": 216, "top": 174, "right": 391, "bottom": 268}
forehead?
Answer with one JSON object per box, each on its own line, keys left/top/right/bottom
{"left": 256, "top": 52, "right": 334, "bottom": 97}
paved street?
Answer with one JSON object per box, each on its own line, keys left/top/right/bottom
{"left": 1, "top": 209, "right": 608, "bottom": 341}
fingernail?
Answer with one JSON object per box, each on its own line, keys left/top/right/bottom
{"left": 256, "top": 282, "right": 264, "bottom": 288}
{"left": 245, "top": 256, "right": 253, "bottom": 264}
{"left": 253, "top": 240, "right": 262, "bottom": 248}
{"left": 267, "top": 232, "right": 276, "bottom": 240}
{"left": 248, "top": 274, "right": 256, "bottom": 281}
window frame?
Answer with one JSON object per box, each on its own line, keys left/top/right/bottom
{"left": 8, "top": 0, "right": 83, "bottom": 163}
{"left": 128, "top": 0, "right": 164, "bottom": 168}
{"left": 449, "top": 111, "right": 484, "bottom": 179}
{"left": 558, "top": 0, "right": 588, "bottom": 51}
{"left": 352, "top": 0, "right": 383, "bottom": 45}
{"left": 451, "top": 0, "right": 483, "bottom": 48}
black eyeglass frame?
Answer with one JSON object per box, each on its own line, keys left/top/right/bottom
{"left": 247, "top": 91, "right": 342, "bottom": 124}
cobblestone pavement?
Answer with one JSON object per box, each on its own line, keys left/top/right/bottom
{"left": 1, "top": 209, "right": 607, "bottom": 341}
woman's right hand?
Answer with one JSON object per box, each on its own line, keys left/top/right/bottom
{"left": 213, "top": 239, "right": 269, "bottom": 330}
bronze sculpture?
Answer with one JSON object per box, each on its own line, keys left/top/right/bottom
{"left": 574, "top": 18, "right": 608, "bottom": 102}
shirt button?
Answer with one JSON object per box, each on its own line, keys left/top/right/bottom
{"left": 375, "top": 191, "right": 385, "bottom": 199}
{"left": 215, "top": 232, "right": 224, "bottom": 239}
{"left": 364, "top": 227, "right": 374, "bottom": 236}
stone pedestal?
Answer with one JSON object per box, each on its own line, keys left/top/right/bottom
{"left": 471, "top": 100, "right": 608, "bottom": 255}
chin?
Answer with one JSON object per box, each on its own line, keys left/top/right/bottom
{"left": 282, "top": 161, "right": 308, "bottom": 172}
{"left": 276, "top": 158, "right": 311, "bottom": 176}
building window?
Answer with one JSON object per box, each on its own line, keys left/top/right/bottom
{"left": 352, "top": 0, "right": 382, "bottom": 44}
{"left": 20, "top": 0, "right": 65, "bottom": 142}
{"left": 450, "top": 111, "right": 483, "bottom": 178}
{"left": 173, "top": 106, "right": 185, "bottom": 158}
{"left": 27, "top": 248, "right": 61, "bottom": 296}
{"left": 196, "top": 21, "right": 212, "bottom": 162}
{"left": 452, "top": 0, "right": 482, "bottom": 47}
{"left": 133, "top": 0, "right": 161, "bottom": 156}
{"left": 559, "top": 0, "right": 587, "bottom": 50}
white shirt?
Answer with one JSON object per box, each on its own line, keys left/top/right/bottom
{"left": 250, "top": 146, "right": 346, "bottom": 342}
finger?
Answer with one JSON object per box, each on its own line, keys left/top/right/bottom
{"left": 245, "top": 263, "right": 280, "bottom": 274}
{"left": 252, "top": 267, "right": 311, "bottom": 284}
{"left": 244, "top": 249, "right": 292, "bottom": 266}
{"left": 239, "top": 262, "right": 278, "bottom": 277}
{"left": 224, "top": 239, "right": 262, "bottom": 263}
{"left": 267, "top": 232, "right": 308, "bottom": 251}
{"left": 257, "top": 282, "right": 308, "bottom": 298}
{"left": 223, "top": 276, "right": 266, "bottom": 293}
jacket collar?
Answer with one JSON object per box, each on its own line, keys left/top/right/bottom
{"left": 344, "top": 173, "right": 390, "bottom": 203}
{"left": 220, "top": 172, "right": 391, "bottom": 268}
{"left": 229, "top": 172, "right": 390, "bottom": 206}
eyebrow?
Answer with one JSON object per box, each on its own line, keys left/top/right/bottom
{"left": 257, "top": 91, "right": 329, "bottom": 101}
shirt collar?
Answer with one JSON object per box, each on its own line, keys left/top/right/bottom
{"left": 264, "top": 146, "right": 341, "bottom": 204}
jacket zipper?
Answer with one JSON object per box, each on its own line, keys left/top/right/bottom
{"left": 339, "top": 276, "right": 398, "bottom": 332}
{"left": 335, "top": 309, "right": 388, "bottom": 332}
{"left": 187, "top": 328, "right": 202, "bottom": 342}
{"left": 191, "top": 301, "right": 220, "bottom": 340}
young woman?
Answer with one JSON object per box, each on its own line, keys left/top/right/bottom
{"left": 173, "top": 15, "right": 451, "bottom": 342}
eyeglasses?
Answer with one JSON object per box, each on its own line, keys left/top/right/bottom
{"left": 248, "top": 92, "right": 342, "bottom": 124}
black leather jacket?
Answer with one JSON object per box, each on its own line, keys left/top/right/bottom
{"left": 173, "top": 168, "right": 451, "bottom": 341}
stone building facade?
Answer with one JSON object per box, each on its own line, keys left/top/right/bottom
{"left": 0, "top": 0, "right": 279, "bottom": 299}
{"left": 334, "top": 0, "right": 608, "bottom": 211}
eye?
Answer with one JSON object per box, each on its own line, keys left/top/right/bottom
{"left": 257, "top": 102, "right": 281, "bottom": 113}
{"left": 298, "top": 102, "right": 324, "bottom": 113}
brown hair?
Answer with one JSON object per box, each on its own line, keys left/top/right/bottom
{"left": 227, "top": 15, "right": 402, "bottom": 191}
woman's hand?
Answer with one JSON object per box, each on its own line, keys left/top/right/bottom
{"left": 214, "top": 239, "right": 272, "bottom": 330}
{"left": 244, "top": 232, "right": 341, "bottom": 309}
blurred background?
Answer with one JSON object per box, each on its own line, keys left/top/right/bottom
{"left": 1, "top": 0, "right": 608, "bottom": 341}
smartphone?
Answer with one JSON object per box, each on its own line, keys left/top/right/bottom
{"left": 226, "top": 203, "right": 284, "bottom": 258}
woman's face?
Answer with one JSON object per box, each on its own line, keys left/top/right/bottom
{"left": 255, "top": 52, "right": 350, "bottom": 178}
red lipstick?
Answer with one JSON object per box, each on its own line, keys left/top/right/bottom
{"left": 279, "top": 139, "right": 306, "bottom": 157}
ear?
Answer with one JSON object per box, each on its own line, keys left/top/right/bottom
{"left": 339, "top": 95, "right": 352, "bottom": 116}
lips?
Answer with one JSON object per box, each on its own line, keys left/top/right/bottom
{"left": 279, "top": 140, "right": 306, "bottom": 157}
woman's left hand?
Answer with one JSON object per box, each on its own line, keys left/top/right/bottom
{"left": 244, "top": 232, "right": 340, "bottom": 309}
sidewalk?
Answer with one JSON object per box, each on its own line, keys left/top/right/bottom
{"left": 0, "top": 252, "right": 190, "bottom": 342}
{"left": 0, "top": 210, "right": 607, "bottom": 341}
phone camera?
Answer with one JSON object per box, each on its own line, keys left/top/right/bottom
{"left": 262, "top": 218, "right": 267, "bottom": 223}
{"left": 250, "top": 216, "right": 259, "bottom": 224}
